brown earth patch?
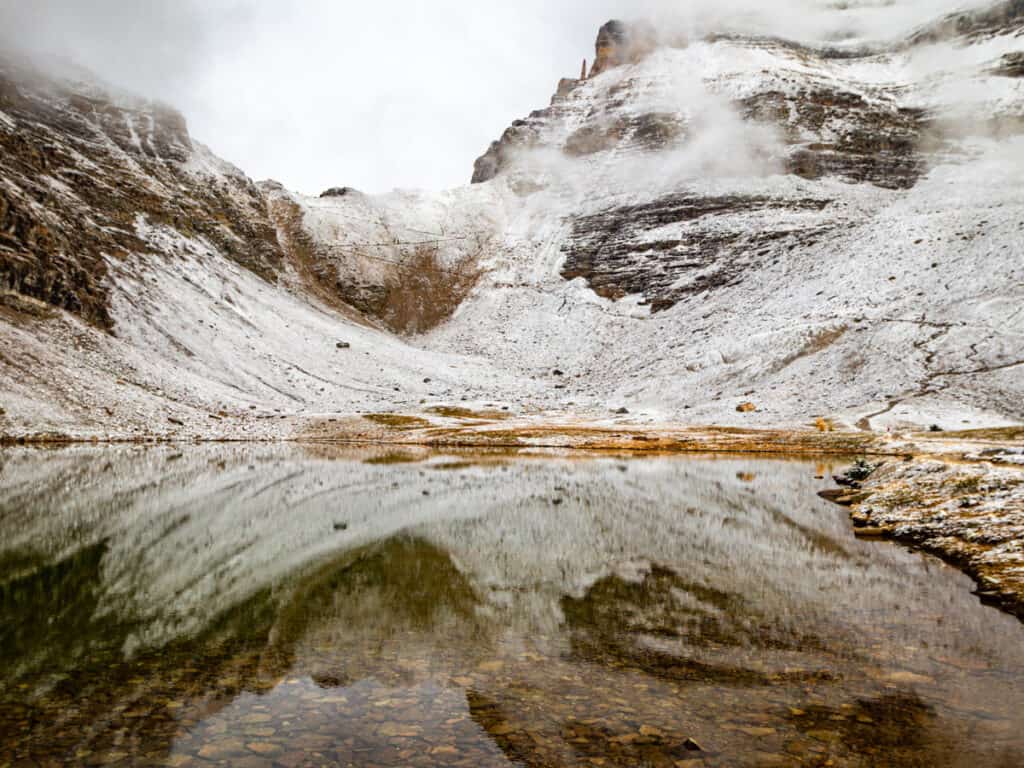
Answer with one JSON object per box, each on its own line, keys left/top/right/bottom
{"left": 919, "top": 426, "right": 1024, "bottom": 441}
{"left": 266, "top": 197, "right": 370, "bottom": 325}
{"left": 362, "top": 452, "right": 428, "bottom": 465}
{"left": 379, "top": 244, "right": 483, "bottom": 336}
{"left": 302, "top": 417, "right": 885, "bottom": 458}
{"left": 426, "top": 406, "right": 513, "bottom": 421}
{"left": 361, "top": 414, "right": 433, "bottom": 430}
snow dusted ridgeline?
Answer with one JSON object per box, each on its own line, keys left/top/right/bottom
{"left": 0, "top": 58, "right": 540, "bottom": 440}
{"left": 454, "top": 5, "right": 1024, "bottom": 430}
{"left": 0, "top": 2, "right": 1022, "bottom": 442}
{"left": 0, "top": 58, "right": 284, "bottom": 330}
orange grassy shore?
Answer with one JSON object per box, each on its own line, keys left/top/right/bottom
{"left": 300, "top": 410, "right": 1018, "bottom": 459}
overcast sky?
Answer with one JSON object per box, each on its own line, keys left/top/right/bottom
{"left": 0, "top": 0, "right": 975, "bottom": 195}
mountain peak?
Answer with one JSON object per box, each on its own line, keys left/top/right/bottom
{"left": 589, "top": 19, "right": 658, "bottom": 78}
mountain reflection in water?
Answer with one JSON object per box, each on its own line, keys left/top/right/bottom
{"left": 1, "top": 445, "right": 1022, "bottom": 767}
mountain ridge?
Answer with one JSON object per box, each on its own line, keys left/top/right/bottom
{"left": 0, "top": 2, "right": 1022, "bottom": 441}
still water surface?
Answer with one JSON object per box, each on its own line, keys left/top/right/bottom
{"left": 1, "top": 445, "right": 1023, "bottom": 767}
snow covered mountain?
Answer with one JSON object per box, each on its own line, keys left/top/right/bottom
{"left": 0, "top": 1, "right": 1022, "bottom": 440}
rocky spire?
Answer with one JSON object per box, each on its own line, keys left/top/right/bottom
{"left": 589, "top": 20, "right": 657, "bottom": 77}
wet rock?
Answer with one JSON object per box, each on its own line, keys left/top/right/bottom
{"left": 750, "top": 752, "right": 791, "bottom": 766}
{"left": 739, "top": 726, "right": 776, "bottom": 737}
{"left": 197, "top": 740, "right": 246, "bottom": 759}
{"left": 806, "top": 728, "right": 842, "bottom": 743}
{"left": 377, "top": 723, "right": 420, "bottom": 738}
{"left": 834, "top": 459, "right": 878, "bottom": 487}
{"left": 848, "top": 457, "right": 1024, "bottom": 622}
{"left": 240, "top": 713, "right": 273, "bottom": 724}
{"left": 818, "top": 488, "right": 871, "bottom": 506}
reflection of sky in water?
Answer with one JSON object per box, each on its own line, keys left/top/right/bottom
{"left": 1, "top": 445, "right": 1023, "bottom": 766}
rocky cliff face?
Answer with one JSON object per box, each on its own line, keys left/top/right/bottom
{"left": 0, "top": 59, "right": 284, "bottom": 331}
{"left": 0, "top": 2, "right": 1022, "bottom": 440}
{"left": 589, "top": 20, "right": 659, "bottom": 78}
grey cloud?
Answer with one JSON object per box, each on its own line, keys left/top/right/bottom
{"left": 0, "top": 0, "right": 215, "bottom": 99}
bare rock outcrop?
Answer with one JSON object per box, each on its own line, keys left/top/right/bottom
{"left": 589, "top": 20, "right": 658, "bottom": 77}
{"left": 561, "top": 194, "right": 832, "bottom": 312}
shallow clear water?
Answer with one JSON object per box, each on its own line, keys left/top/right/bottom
{"left": 1, "top": 445, "right": 1023, "bottom": 767}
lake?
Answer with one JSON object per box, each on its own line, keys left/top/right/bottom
{"left": 1, "top": 445, "right": 1023, "bottom": 767}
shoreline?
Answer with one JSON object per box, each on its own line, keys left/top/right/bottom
{"left": 826, "top": 456, "right": 1024, "bottom": 624}
{"left": 2, "top": 418, "right": 1011, "bottom": 454}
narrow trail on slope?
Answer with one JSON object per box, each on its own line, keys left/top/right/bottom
{"left": 856, "top": 358, "right": 1024, "bottom": 431}
{"left": 854, "top": 299, "right": 1024, "bottom": 430}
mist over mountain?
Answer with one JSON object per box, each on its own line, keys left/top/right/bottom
{"left": 0, "top": 0, "right": 996, "bottom": 192}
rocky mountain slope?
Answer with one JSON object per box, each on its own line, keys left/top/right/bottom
{"left": 0, "top": 1, "right": 1022, "bottom": 441}
{"left": 0, "top": 59, "right": 283, "bottom": 329}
